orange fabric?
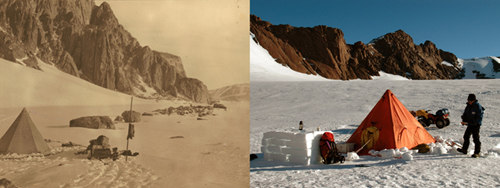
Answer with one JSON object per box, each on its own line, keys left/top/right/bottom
{"left": 346, "top": 90, "right": 435, "bottom": 155}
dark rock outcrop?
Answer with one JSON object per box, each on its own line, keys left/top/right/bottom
{"left": 369, "top": 30, "right": 460, "bottom": 79}
{"left": 70, "top": 116, "right": 115, "bottom": 129}
{"left": 114, "top": 116, "right": 123, "bottom": 122}
{"left": 175, "top": 78, "right": 209, "bottom": 103}
{"left": 0, "top": 0, "right": 208, "bottom": 103}
{"left": 121, "top": 110, "right": 141, "bottom": 122}
{"left": 0, "top": 178, "right": 17, "bottom": 188}
{"left": 142, "top": 112, "right": 153, "bottom": 116}
{"left": 250, "top": 15, "right": 461, "bottom": 80}
{"left": 153, "top": 105, "right": 214, "bottom": 117}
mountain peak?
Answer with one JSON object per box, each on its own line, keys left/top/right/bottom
{"left": 90, "top": 1, "right": 119, "bottom": 28}
{"left": 0, "top": 0, "right": 209, "bottom": 103}
{"left": 251, "top": 16, "right": 460, "bottom": 80}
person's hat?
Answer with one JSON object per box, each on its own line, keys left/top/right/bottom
{"left": 467, "top": 94, "right": 476, "bottom": 101}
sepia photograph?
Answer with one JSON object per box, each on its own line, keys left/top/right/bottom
{"left": 0, "top": 0, "right": 249, "bottom": 187}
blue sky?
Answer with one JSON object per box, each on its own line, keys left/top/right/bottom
{"left": 250, "top": 0, "right": 499, "bottom": 59}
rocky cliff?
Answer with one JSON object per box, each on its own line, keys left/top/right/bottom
{"left": 0, "top": 0, "right": 208, "bottom": 103}
{"left": 250, "top": 15, "right": 461, "bottom": 80}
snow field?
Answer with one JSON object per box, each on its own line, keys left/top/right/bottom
{"left": 1, "top": 56, "right": 249, "bottom": 187}
{"left": 0, "top": 151, "right": 157, "bottom": 188}
{"left": 250, "top": 79, "right": 500, "bottom": 187}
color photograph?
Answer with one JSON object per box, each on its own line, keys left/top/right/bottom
{"left": 250, "top": 0, "right": 500, "bottom": 187}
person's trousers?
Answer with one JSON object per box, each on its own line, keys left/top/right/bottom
{"left": 462, "top": 125, "right": 481, "bottom": 154}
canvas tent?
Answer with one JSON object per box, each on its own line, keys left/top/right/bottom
{"left": 0, "top": 108, "right": 51, "bottom": 154}
{"left": 346, "top": 90, "right": 435, "bottom": 155}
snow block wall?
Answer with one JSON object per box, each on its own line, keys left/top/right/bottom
{"left": 261, "top": 131, "right": 325, "bottom": 165}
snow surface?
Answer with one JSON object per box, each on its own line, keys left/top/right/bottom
{"left": 250, "top": 35, "right": 330, "bottom": 82}
{"left": 0, "top": 58, "right": 150, "bottom": 108}
{"left": 0, "top": 58, "right": 249, "bottom": 187}
{"left": 250, "top": 34, "right": 500, "bottom": 187}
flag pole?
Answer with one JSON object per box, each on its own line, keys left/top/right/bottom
{"left": 126, "top": 96, "right": 133, "bottom": 161}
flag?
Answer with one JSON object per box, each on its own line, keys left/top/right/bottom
{"left": 127, "top": 123, "right": 135, "bottom": 140}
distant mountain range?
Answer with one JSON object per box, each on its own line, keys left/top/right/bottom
{"left": 0, "top": 0, "right": 209, "bottom": 103}
{"left": 458, "top": 57, "right": 500, "bottom": 79}
{"left": 251, "top": 15, "right": 469, "bottom": 80}
{"left": 209, "top": 83, "right": 249, "bottom": 102}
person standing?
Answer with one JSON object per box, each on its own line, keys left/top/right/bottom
{"left": 457, "top": 94, "right": 484, "bottom": 158}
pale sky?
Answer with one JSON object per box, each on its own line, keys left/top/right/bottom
{"left": 96, "top": 0, "right": 249, "bottom": 90}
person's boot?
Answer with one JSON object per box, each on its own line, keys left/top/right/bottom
{"left": 474, "top": 143, "right": 481, "bottom": 155}
{"left": 471, "top": 154, "right": 480, "bottom": 158}
{"left": 457, "top": 148, "right": 467, "bottom": 154}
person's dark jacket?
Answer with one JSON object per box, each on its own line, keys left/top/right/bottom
{"left": 462, "top": 100, "right": 484, "bottom": 126}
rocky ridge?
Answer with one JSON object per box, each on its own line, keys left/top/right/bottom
{"left": 250, "top": 15, "right": 461, "bottom": 80}
{"left": 0, "top": 0, "right": 208, "bottom": 103}
{"left": 209, "top": 83, "right": 249, "bottom": 102}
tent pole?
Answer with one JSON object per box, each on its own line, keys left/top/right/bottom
{"left": 126, "top": 137, "right": 129, "bottom": 161}
{"left": 126, "top": 96, "right": 133, "bottom": 161}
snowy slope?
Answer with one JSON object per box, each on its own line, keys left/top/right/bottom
{"left": 458, "top": 56, "right": 500, "bottom": 79}
{"left": 250, "top": 35, "right": 331, "bottom": 82}
{"left": 209, "top": 83, "right": 250, "bottom": 102}
{"left": 0, "top": 58, "right": 151, "bottom": 108}
{"left": 250, "top": 34, "right": 409, "bottom": 81}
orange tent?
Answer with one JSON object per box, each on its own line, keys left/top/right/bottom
{"left": 346, "top": 89, "right": 435, "bottom": 155}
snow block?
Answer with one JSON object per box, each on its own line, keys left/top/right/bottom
{"left": 269, "top": 138, "right": 288, "bottom": 146}
{"left": 261, "top": 138, "right": 268, "bottom": 146}
{"left": 260, "top": 146, "right": 268, "bottom": 153}
{"left": 281, "top": 147, "right": 311, "bottom": 156}
{"left": 269, "top": 153, "right": 288, "bottom": 162}
{"left": 290, "top": 133, "right": 316, "bottom": 143}
{"left": 288, "top": 155, "right": 311, "bottom": 165}
{"left": 285, "top": 140, "right": 308, "bottom": 149}
{"left": 262, "top": 131, "right": 280, "bottom": 140}
{"left": 261, "top": 130, "right": 325, "bottom": 165}
{"left": 379, "top": 149, "right": 396, "bottom": 159}
{"left": 402, "top": 152, "right": 413, "bottom": 160}
{"left": 263, "top": 153, "right": 271, "bottom": 161}
{"left": 266, "top": 145, "right": 283, "bottom": 153}
{"left": 346, "top": 152, "right": 359, "bottom": 161}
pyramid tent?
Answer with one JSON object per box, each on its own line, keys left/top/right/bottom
{"left": 346, "top": 89, "right": 435, "bottom": 155}
{"left": 0, "top": 108, "right": 51, "bottom": 154}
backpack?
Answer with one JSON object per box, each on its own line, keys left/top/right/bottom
{"left": 319, "top": 132, "right": 345, "bottom": 164}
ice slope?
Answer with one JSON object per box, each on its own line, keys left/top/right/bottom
{"left": 0, "top": 58, "right": 150, "bottom": 108}
{"left": 459, "top": 56, "right": 500, "bottom": 79}
{"left": 250, "top": 35, "right": 331, "bottom": 82}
